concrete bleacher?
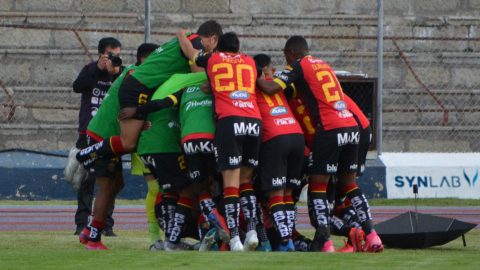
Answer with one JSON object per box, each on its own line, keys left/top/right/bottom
{"left": 1, "top": 0, "right": 480, "bottom": 152}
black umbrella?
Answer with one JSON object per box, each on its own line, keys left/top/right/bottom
{"left": 375, "top": 211, "right": 477, "bottom": 249}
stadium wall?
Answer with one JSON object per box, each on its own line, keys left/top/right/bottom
{"left": 1, "top": 0, "right": 480, "bottom": 153}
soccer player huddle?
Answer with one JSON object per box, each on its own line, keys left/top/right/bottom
{"left": 64, "top": 20, "right": 383, "bottom": 253}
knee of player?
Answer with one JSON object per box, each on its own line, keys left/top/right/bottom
{"left": 120, "top": 139, "right": 137, "bottom": 153}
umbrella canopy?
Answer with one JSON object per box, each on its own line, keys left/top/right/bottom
{"left": 374, "top": 211, "right": 477, "bottom": 249}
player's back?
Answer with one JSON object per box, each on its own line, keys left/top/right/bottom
{"left": 205, "top": 52, "right": 260, "bottom": 120}
{"left": 256, "top": 81, "right": 302, "bottom": 142}
{"left": 295, "top": 56, "right": 357, "bottom": 131}
{"left": 179, "top": 84, "right": 215, "bottom": 141}
{"left": 131, "top": 35, "right": 200, "bottom": 90}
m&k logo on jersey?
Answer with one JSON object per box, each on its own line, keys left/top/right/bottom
{"left": 270, "top": 106, "right": 288, "bottom": 116}
{"left": 230, "top": 91, "right": 250, "bottom": 99}
{"left": 333, "top": 100, "right": 347, "bottom": 111}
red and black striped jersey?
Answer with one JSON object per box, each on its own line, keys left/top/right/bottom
{"left": 273, "top": 55, "right": 357, "bottom": 131}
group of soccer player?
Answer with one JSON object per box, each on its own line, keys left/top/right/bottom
{"left": 64, "top": 20, "right": 384, "bottom": 253}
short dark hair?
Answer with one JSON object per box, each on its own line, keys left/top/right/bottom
{"left": 197, "top": 20, "right": 223, "bottom": 38}
{"left": 136, "top": 43, "right": 160, "bottom": 64}
{"left": 285, "top": 36, "right": 308, "bottom": 54}
{"left": 216, "top": 32, "right": 240, "bottom": 53}
{"left": 98, "top": 37, "right": 121, "bottom": 54}
{"left": 253, "top": 54, "right": 272, "bottom": 69}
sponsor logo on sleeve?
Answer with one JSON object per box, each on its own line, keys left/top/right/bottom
{"left": 270, "top": 106, "right": 288, "bottom": 116}
{"left": 91, "top": 97, "right": 98, "bottom": 105}
{"left": 93, "top": 88, "right": 101, "bottom": 96}
{"left": 230, "top": 91, "right": 250, "bottom": 99}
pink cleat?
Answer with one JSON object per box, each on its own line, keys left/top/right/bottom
{"left": 363, "top": 231, "right": 384, "bottom": 253}
{"left": 322, "top": 240, "right": 335, "bottom": 253}
{"left": 86, "top": 241, "right": 109, "bottom": 250}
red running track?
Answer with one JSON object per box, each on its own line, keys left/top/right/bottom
{"left": 0, "top": 205, "right": 478, "bottom": 231}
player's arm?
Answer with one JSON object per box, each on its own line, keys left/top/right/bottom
{"left": 200, "top": 80, "right": 212, "bottom": 94}
{"left": 256, "top": 61, "right": 302, "bottom": 96}
{"left": 117, "top": 90, "right": 184, "bottom": 121}
{"left": 283, "top": 84, "right": 297, "bottom": 101}
{"left": 177, "top": 29, "right": 199, "bottom": 62}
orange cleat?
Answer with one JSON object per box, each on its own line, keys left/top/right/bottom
{"left": 363, "top": 231, "right": 384, "bottom": 253}
{"left": 336, "top": 240, "right": 354, "bottom": 253}
{"left": 79, "top": 228, "right": 90, "bottom": 244}
{"left": 349, "top": 228, "right": 365, "bottom": 252}
{"left": 86, "top": 241, "right": 109, "bottom": 250}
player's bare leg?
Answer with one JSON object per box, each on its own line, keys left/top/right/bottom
{"left": 86, "top": 176, "right": 117, "bottom": 250}
{"left": 119, "top": 118, "right": 144, "bottom": 153}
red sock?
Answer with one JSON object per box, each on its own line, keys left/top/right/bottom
{"left": 239, "top": 183, "right": 254, "bottom": 193}
{"left": 177, "top": 197, "right": 195, "bottom": 209}
{"left": 110, "top": 136, "right": 125, "bottom": 156}
{"left": 340, "top": 183, "right": 358, "bottom": 195}
{"left": 309, "top": 182, "right": 328, "bottom": 192}
{"left": 224, "top": 187, "right": 239, "bottom": 197}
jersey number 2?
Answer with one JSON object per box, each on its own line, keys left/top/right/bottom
{"left": 316, "top": 71, "right": 344, "bottom": 103}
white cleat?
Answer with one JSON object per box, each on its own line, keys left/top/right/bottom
{"left": 72, "top": 165, "right": 88, "bottom": 192}
{"left": 229, "top": 236, "right": 244, "bottom": 252}
{"left": 243, "top": 230, "right": 259, "bottom": 251}
{"left": 64, "top": 148, "right": 81, "bottom": 184}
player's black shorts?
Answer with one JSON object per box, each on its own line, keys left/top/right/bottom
{"left": 213, "top": 116, "right": 262, "bottom": 171}
{"left": 139, "top": 153, "right": 191, "bottom": 192}
{"left": 118, "top": 75, "right": 153, "bottom": 120}
{"left": 87, "top": 136, "right": 123, "bottom": 179}
{"left": 357, "top": 124, "right": 372, "bottom": 177}
{"left": 309, "top": 126, "right": 360, "bottom": 175}
{"left": 182, "top": 138, "right": 215, "bottom": 182}
{"left": 259, "top": 133, "right": 305, "bottom": 191}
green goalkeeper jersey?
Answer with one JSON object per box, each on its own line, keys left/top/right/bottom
{"left": 180, "top": 84, "right": 215, "bottom": 142}
{"left": 136, "top": 72, "right": 211, "bottom": 155}
{"left": 87, "top": 65, "right": 136, "bottom": 139}
{"left": 130, "top": 33, "right": 204, "bottom": 90}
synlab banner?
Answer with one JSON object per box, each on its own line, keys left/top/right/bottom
{"left": 380, "top": 153, "right": 480, "bottom": 199}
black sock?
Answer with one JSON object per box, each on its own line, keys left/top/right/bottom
{"left": 256, "top": 203, "right": 269, "bottom": 245}
{"left": 341, "top": 184, "right": 374, "bottom": 235}
{"left": 338, "top": 205, "right": 362, "bottom": 229}
{"left": 76, "top": 136, "right": 123, "bottom": 166}
{"left": 269, "top": 196, "right": 290, "bottom": 242}
{"left": 330, "top": 216, "right": 352, "bottom": 238}
{"left": 284, "top": 196, "right": 296, "bottom": 237}
{"left": 239, "top": 183, "right": 257, "bottom": 232}
{"left": 169, "top": 197, "right": 194, "bottom": 244}
{"left": 309, "top": 182, "right": 330, "bottom": 228}
{"left": 89, "top": 220, "right": 104, "bottom": 242}
{"left": 162, "top": 192, "right": 179, "bottom": 239}
{"left": 199, "top": 192, "right": 216, "bottom": 219}
{"left": 224, "top": 187, "right": 240, "bottom": 239}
